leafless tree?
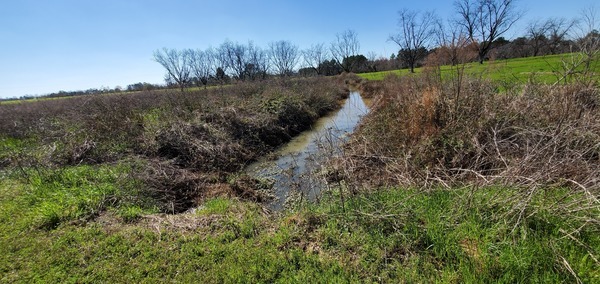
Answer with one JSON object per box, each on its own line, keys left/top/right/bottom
{"left": 217, "top": 40, "right": 249, "bottom": 81}
{"left": 214, "top": 42, "right": 231, "bottom": 79}
{"left": 527, "top": 19, "right": 552, "bottom": 57}
{"left": 546, "top": 18, "right": 577, "bottom": 55}
{"left": 189, "top": 49, "right": 214, "bottom": 89}
{"left": 153, "top": 48, "right": 192, "bottom": 92}
{"left": 330, "top": 30, "right": 360, "bottom": 72}
{"left": 246, "top": 42, "right": 269, "bottom": 80}
{"left": 366, "top": 51, "right": 379, "bottom": 72}
{"left": 454, "top": 0, "right": 523, "bottom": 63}
{"left": 575, "top": 6, "right": 599, "bottom": 78}
{"left": 430, "top": 19, "right": 478, "bottom": 118}
{"left": 434, "top": 19, "right": 475, "bottom": 66}
{"left": 390, "top": 9, "right": 437, "bottom": 73}
{"left": 269, "top": 40, "right": 300, "bottom": 76}
{"left": 230, "top": 42, "right": 249, "bottom": 81}
{"left": 577, "top": 6, "right": 599, "bottom": 53}
{"left": 527, "top": 18, "right": 576, "bottom": 56}
{"left": 302, "top": 43, "right": 329, "bottom": 75}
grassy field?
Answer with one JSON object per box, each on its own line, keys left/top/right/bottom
{"left": 358, "top": 53, "right": 600, "bottom": 84}
{"left": 1, "top": 62, "right": 599, "bottom": 281}
{"left": 1, "top": 173, "right": 597, "bottom": 282}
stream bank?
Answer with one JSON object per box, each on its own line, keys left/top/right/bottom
{"left": 246, "top": 91, "right": 369, "bottom": 210}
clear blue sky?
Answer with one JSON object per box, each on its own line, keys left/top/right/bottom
{"left": 0, "top": 0, "right": 595, "bottom": 98}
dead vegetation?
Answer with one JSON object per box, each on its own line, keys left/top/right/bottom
{"left": 0, "top": 78, "right": 347, "bottom": 213}
{"left": 339, "top": 74, "right": 599, "bottom": 191}
{"left": 326, "top": 73, "right": 600, "bottom": 237}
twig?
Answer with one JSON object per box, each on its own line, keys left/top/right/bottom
{"left": 560, "top": 256, "right": 583, "bottom": 284}
{"left": 565, "top": 178, "right": 599, "bottom": 205}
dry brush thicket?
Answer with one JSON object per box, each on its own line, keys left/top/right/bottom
{"left": 333, "top": 73, "right": 599, "bottom": 223}
{"left": 0, "top": 78, "right": 348, "bottom": 213}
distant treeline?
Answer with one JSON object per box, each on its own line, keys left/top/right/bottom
{"left": 0, "top": 82, "right": 165, "bottom": 102}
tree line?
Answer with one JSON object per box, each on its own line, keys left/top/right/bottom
{"left": 153, "top": 29, "right": 368, "bottom": 92}
{"left": 390, "top": 0, "right": 599, "bottom": 72}
{"left": 155, "top": 0, "right": 597, "bottom": 92}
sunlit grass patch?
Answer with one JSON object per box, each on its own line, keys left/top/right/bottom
{"left": 306, "top": 186, "right": 600, "bottom": 282}
{"left": 359, "top": 53, "right": 600, "bottom": 84}
{"left": 0, "top": 163, "right": 156, "bottom": 230}
{"left": 0, "top": 178, "right": 597, "bottom": 282}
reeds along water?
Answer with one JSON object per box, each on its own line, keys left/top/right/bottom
{"left": 246, "top": 91, "right": 369, "bottom": 210}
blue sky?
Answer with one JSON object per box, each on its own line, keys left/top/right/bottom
{"left": 0, "top": 0, "right": 595, "bottom": 98}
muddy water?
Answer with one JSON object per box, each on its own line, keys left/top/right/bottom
{"left": 246, "top": 91, "right": 369, "bottom": 210}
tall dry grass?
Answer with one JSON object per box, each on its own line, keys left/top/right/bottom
{"left": 341, "top": 74, "right": 599, "bottom": 190}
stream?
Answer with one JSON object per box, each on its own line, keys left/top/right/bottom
{"left": 246, "top": 91, "right": 369, "bottom": 210}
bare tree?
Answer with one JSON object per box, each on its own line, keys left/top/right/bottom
{"left": 217, "top": 40, "right": 249, "bottom": 81}
{"left": 269, "top": 40, "right": 300, "bottom": 76}
{"left": 527, "top": 19, "right": 552, "bottom": 57}
{"left": 230, "top": 42, "right": 249, "bottom": 81}
{"left": 302, "top": 43, "right": 329, "bottom": 75}
{"left": 330, "top": 30, "right": 360, "bottom": 72}
{"left": 434, "top": 19, "right": 476, "bottom": 66}
{"left": 153, "top": 48, "right": 192, "bottom": 92}
{"left": 546, "top": 18, "right": 577, "bottom": 55}
{"left": 527, "top": 18, "right": 576, "bottom": 56}
{"left": 390, "top": 9, "right": 437, "bottom": 73}
{"left": 366, "top": 51, "right": 379, "bottom": 72}
{"left": 454, "top": 0, "right": 523, "bottom": 63}
{"left": 576, "top": 6, "right": 600, "bottom": 78}
{"left": 189, "top": 49, "right": 214, "bottom": 89}
{"left": 577, "top": 6, "right": 599, "bottom": 53}
{"left": 246, "top": 42, "right": 269, "bottom": 80}
{"left": 431, "top": 19, "right": 478, "bottom": 118}
{"left": 215, "top": 42, "right": 230, "bottom": 76}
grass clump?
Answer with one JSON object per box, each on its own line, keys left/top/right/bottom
{"left": 303, "top": 186, "right": 599, "bottom": 282}
{"left": 0, "top": 162, "right": 155, "bottom": 230}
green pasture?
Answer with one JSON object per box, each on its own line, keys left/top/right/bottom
{"left": 359, "top": 53, "right": 600, "bottom": 84}
{"left": 1, "top": 167, "right": 597, "bottom": 283}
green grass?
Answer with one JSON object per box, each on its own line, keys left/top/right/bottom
{"left": 0, "top": 163, "right": 156, "bottom": 231}
{"left": 359, "top": 53, "right": 600, "bottom": 84}
{"left": 1, "top": 171, "right": 597, "bottom": 282}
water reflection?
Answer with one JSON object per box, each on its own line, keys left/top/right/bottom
{"left": 246, "top": 91, "right": 369, "bottom": 210}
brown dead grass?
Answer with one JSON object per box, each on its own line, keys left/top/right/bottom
{"left": 341, "top": 73, "right": 600, "bottom": 194}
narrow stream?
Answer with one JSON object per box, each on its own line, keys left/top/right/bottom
{"left": 246, "top": 91, "right": 369, "bottom": 210}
